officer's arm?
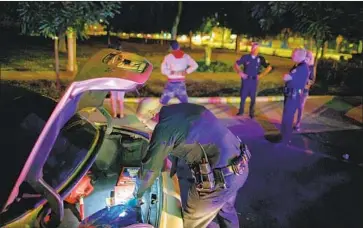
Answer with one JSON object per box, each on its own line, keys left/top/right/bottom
{"left": 289, "top": 64, "right": 308, "bottom": 80}
{"left": 185, "top": 54, "right": 198, "bottom": 74}
{"left": 136, "top": 124, "right": 175, "bottom": 199}
{"left": 234, "top": 56, "right": 245, "bottom": 73}
{"left": 259, "top": 56, "right": 272, "bottom": 79}
{"left": 161, "top": 56, "right": 171, "bottom": 76}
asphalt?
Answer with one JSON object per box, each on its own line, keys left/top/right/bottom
{"left": 69, "top": 96, "right": 362, "bottom": 228}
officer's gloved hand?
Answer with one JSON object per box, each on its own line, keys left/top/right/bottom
{"left": 283, "top": 74, "right": 292, "bottom": 81}
{"left": 239, "top": 72, "right": 248, "bottom": 79}
{"left": 126, "top": 197, "right": 144, "bottom": 207}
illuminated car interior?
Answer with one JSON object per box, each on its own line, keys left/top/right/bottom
{"left": 1, "top": 96, "right": 160, "bottom": 227}
{"left": 82, "top": 126, "right": 161, "bottom": 227}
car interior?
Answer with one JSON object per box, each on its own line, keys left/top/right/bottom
{"left": 0, "top": 112, "right": 100, "bottom": 226}
{"left": 0, "top": 109, "right": 161, "bottom": 227}
{"left": 82, "top": 125, "right": 161, "bottom": 227}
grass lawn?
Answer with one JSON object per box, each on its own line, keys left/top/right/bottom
{"left": 5, "top": 35, "right": 349, "bottom": 98}
{"left": 2, "top": 35, "right": 291, "bottom": 80}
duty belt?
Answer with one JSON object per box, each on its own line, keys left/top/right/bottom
{"left": 283, "top": 87, "right": 304, "bottom": 97}
{"left": 246, "top": 76, "right": 257, "bottom": 80}
{"left": 190, "top": 141, "right": 251, "bottom": 191}
{"left": 215, "top": 143, "right": 250, "bottom": 178}
{"left": 214, "top": 154, "right": 248, "bottom": 178}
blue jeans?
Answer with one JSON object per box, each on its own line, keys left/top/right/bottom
{"left": 160, "top": 82, "right": 188, "bottom": 105}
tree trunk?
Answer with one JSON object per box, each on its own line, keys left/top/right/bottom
{"left": 67, "top": 29, "right": 77, "bottom": 73}
{"left": 320, "top": 40, "right": 326, "bottom": 60}
{"left": 204, "top": 45, "right": 212, "bottom": 66}
{"left": 323, "top": 41, "right": 328, "bottom": 56}
{"left": 235, "top": 34, "right": 241, "bottom": 53}
{"left": 59, "top": 34, "right": 67, "bottom": 53}
{"left": 335, "top": 42, "right": 340, "bottom": 53}
{"left": 309, "top": 37, "right": 314, "bottom": 50}
{"left": 54, "top": 37, "right": 60, "bottom": 91}
{"left": 73, "top": 35, "right": 77, "bottom": 72}
{"left": 106, "top": 25, "right": 111, "bottom": 47}
{"left": 160, "top": 31, "right": 164, "bottom": 46}
{"left": 221, "top": 27, "right": 225, "bottom": 49}
{"left": 358, "top": 40, "right": 363, "bottom": 53}
{"left": 314, "top": 40, "right": 327, "bottom": 91}
{"left": 313, "top": 41, "right": 320, "bottom": 81}
{"left": 171, "top": 1, "right": 183, "bottom": 40}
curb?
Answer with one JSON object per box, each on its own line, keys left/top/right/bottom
{"left": 107, "top": 95, "right": 331, "bottom": 104}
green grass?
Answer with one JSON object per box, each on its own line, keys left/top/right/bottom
{"left": 2, "top": 35, "right": 361, "bottom": 97}
{"left": 2, "top": 35, "right": 289, "bottom": 75}
{"left": 1, "top": 79, "right": 283, "bottom": 100}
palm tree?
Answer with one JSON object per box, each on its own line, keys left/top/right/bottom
{"left": 171, "top": 1, "right": 183, "bottom": 40}
{"left": 200, "top": 16, "right": 218, "bottom": 66}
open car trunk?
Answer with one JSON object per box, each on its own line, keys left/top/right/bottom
{"left": 1, "top": 49, "right": 183, "bottom": 228}
{"left": 76, "top": 126, "right": 162, "bottom": 227}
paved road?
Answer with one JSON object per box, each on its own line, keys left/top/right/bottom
{"left": 76, "top": 96, "right": 363, "bottom": 228}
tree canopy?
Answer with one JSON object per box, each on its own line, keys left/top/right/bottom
{"left": 1, "top": 1, "right": 362, "bottom": 41}
{"left": 252, "top": 2, "right": 363, "bottom": 42}
{"left": 17, "top": 1, "right": 121, "bottom": 39}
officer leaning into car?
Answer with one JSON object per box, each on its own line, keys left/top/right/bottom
{"left": 134, "top": 99, "right": 251, "bottom": 228}
{"left": 234, "top": 42, "right": 272, "bottom": 118}
{"left": 279, "top": 48, "right": 310, "bottom": 145}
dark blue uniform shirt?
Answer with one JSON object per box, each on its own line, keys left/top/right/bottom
{"left": 285, "top": 62, "right": 309, "bottom": 90}
{"left": 136, "top": 103, "right": 241, "bottom": 198}
{"left": 236, "top": 54, "right": 270, "bottom": 77}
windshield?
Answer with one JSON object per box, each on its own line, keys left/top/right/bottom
{"left": 0, "top": 84, "right": 98, "bottom": 210}
{"left": 20, "top": 113, "right": 98, "bottom": 189}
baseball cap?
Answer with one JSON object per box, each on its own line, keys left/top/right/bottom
{"left": 170, "top": 40, "right": 180, "bottom": 50}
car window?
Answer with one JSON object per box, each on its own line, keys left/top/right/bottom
{"left": 21, "top": 113, "right": 98, "bottom": 189}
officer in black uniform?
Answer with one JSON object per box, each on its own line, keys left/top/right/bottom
{"left": 135, "top": 100, "right": 251, "bottom": 228}
{"left": 280, "top": 48, "right": 309, "bottom": 145}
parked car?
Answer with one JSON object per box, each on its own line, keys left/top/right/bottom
{"left": 0, "top": 49, "right": 183, "bottom": 228}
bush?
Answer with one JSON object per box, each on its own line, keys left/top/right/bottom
{"left": 196, "top": 61, "right": 234, "bottom": 73}
{"left": 1, "top": 80, "right": 69, "bottom": 100}
{"left": 316, "top": 59, "right": 363, "bottom": 94}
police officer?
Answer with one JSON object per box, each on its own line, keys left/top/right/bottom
{"left": 234, "top": 43, "right": 272, "bottom": 118}
{"left": 280, "top": 48, "right": 309, "bottom": 145}
{"left": 135, "top": 98, "right": 250, "bottom": 228}
{"left": 294, "top": 50, "right": 316, "bottom": 131}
